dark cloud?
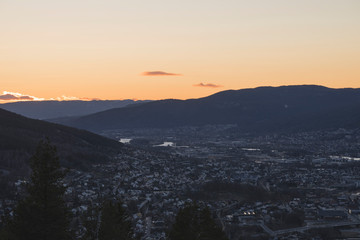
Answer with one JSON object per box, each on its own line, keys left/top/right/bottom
{"left": 0, "top": 93, "right": 35, "bottom": 101}
{"left": 19, "top": 96, "right": 34, "bottom": 100}
{"left": 193, "top": 83, "right": 223, "bottom": 88}
{"left": 142, "top": 71, "right": 182, "bottom": 76}
{"left": 0, "top": 94, "right": 19, "bottom": 100}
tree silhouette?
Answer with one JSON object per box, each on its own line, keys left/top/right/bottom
{"left": 98, "top": 200, "right": 134, "bottom": 240}
{"left": 2, "top": 139, "right": 71, "bottom": 240}
{"left": 168, "top": 203, "right": 228, "bottom": 240}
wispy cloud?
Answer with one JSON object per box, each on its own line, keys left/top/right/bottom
{"left": 79, "top": 97, "right": 101, "bottom": 101}
{"left": 51, "top": 96, "right": 81, "bottom": 101}
{"left": 49, "top": 96, "right": 99, "bottom": 101}
{"left": 0, "top": 91, "right": 98, "bottom": 102}
{"left": 0, "top": 91, "right": 44, "bottom": 101}
{"left": 193, "top": 83, "right": 223, "bottom": 88}
{"left": 142, "top": 71, "right": 182, "bottom": 76}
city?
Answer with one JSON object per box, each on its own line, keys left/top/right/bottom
{"left": 2, "top": 127, "right": 360, "bottom": 239}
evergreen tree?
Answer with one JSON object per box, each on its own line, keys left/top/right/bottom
{"left": 198, "top": 207, "right": 228, "bottom": 240}
{"left": 3, "top": 139, "right": 71, "bottom": 240}
{"left": 98, "top": 200, "right": 134, "bottom": 240}
{"left": 168, "top": 203, "right": 228, "bottom": 240}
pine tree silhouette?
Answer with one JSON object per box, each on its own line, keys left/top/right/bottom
{"left": 98, "top": 200, "right": 134, "bottom": 240}
{"left": 168, "top": 203, "right": 228, "bottom": 240}
{"left": 3, "top": 139, "right": 71, "bottom": 240}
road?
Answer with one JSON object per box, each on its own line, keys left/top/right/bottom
{"left": 258, "top": 220, "right": 360, "bottom": 236}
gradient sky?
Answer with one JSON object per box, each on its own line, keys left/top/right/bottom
{"left": 1, "top": 0, "right": 360, "bottom": 101}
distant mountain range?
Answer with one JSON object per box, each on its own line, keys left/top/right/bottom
{"left": 52, "top": 85, "right": 360, "bottom": 134}
{"left": 0, "top": 108, "right": 123, "bottom": 172}
{"left": 0, "top": 100, "right": 150, "bottom": 119}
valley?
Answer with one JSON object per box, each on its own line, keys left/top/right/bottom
{"left": 1, "top": 85, "right": 360, "bottom": 239}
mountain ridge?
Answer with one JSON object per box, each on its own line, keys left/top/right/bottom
{"left": 51, "top": 85, "right": 360, "bottom": 134}
{"left": 0, "top": 99, "right": 150, "bottom": 119}
{"left": 0, "top": 108, "right": 123, "bottom": 172}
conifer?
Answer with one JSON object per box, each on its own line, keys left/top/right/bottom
{"left": 4, "top": 139, "right": 71, "bottom": 240}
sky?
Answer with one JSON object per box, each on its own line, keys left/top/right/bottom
{"left": 1, "top": 0, "right": 360, "bottom": 101}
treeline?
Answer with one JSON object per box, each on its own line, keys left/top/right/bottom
{"left": 0, "top": 140, "right": 227, "bottom": 240}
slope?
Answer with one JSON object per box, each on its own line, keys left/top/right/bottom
{"left": 0, "top": 108, "right": 123, "bottom": 172}
{"left": 0, "top": 100, "right": 149, "bottom": 119}
{"left": 54, "top": 85, "right": 360, "bottom": 134}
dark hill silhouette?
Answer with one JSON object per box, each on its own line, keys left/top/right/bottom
{"left": 0, "top": 108, "right": 123, "bottom": 172}
{"left": 53, "top": 85, "right": 360, "bottom": 134}
{"left": 0, "top": 100, "right": 150, "bottom": 120}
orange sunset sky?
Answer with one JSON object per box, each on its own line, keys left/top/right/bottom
{"left": 1, "top": 0, "right": 360, "bottom": 101}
